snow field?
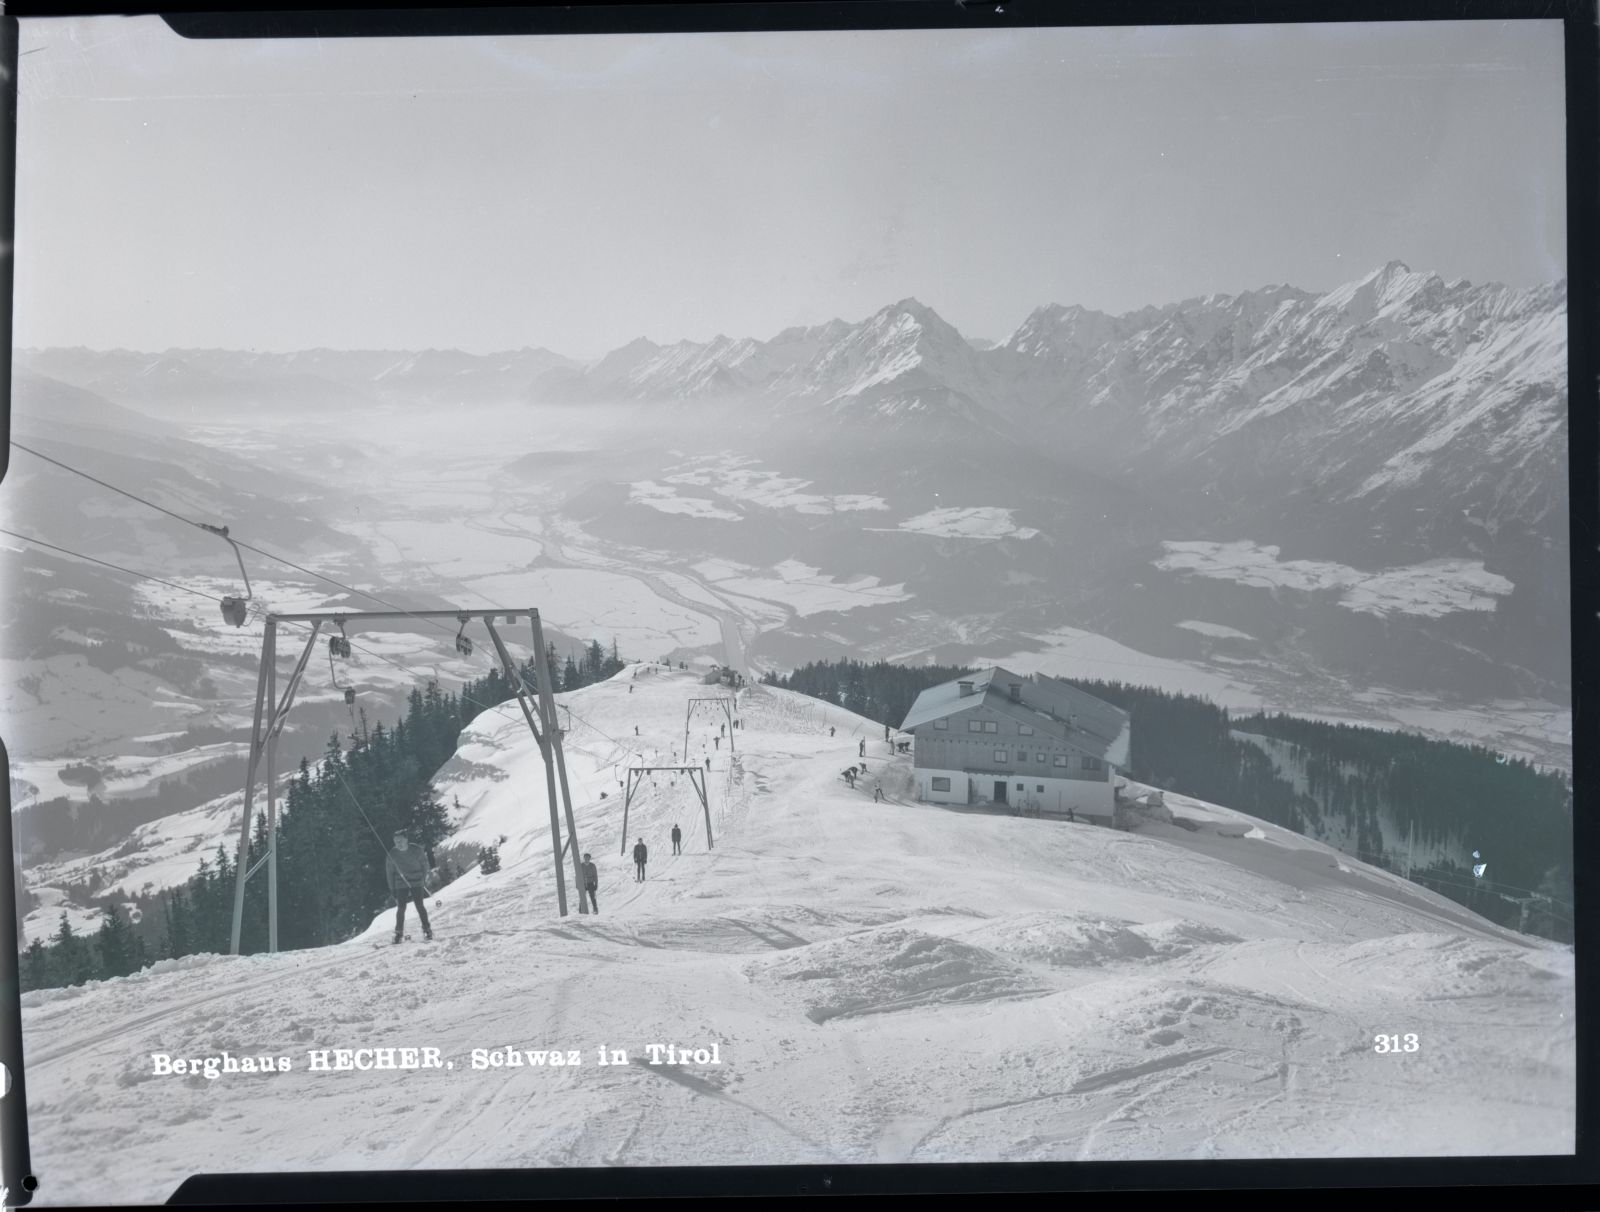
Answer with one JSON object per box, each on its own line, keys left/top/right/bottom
{"left": 17, "top": 670, "right": 1573, "bottom": 1202}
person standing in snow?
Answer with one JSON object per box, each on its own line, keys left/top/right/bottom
{"left": 671, "top": 823, "right": 682, "bottom": 854}
{"left": 579, "top": 857, "right": 598, "bottom": 908}
{"left": 705, "top": 755, "right": 711, "bottom": 770}
{"left": 874, "top": 787, "right": 884, "bottom": 802}
{"left": 884, "top": 722, "right": 890, "bottom": 742}
{"left": 386, "top": 830, "right": 433, "bottom": 943}
{"left": 829, "top": 725, "right": 835, "bottom": 738}
{"left": 633, "top": 838, "right": 649, "bottom": 882}
{"left": 859, "top": 737, "right": 865, "bottom": 758}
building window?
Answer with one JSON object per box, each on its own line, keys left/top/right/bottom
{"left": 1019, "top": 725, "right": 1034, "bottom": 736}
{"left": 931, "top": 776, "right": 951, "bottom": 792}
{"left": 1037, "top": 752, "right": 1048, "bottom": 763}
{"left": 1036, "top": 785, "right": 1045, "bottom": 793}
{"left": 1053, "top": 755, "right": 1069, "bottom": 767}
{"left": 994, "top": 749, "right": 1008, "bottom": 763}
{"left": 934, "top": 719, "right": 948, "bottom": 730}
{"left": 968, "top": 720, "right": 983, "bottom": 732}
{"left": 1082, "top": 756, "right": 1103, "bottom": 771}
{"left": 1016, "top": 783, "right": 1024, "bottom": 792}
{"left": 984, "top": 721, "right": 998, "bottom": 733}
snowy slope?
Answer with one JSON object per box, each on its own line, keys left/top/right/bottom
{"left": 17, "top": 670, "right": 1573, "bottom": 1203}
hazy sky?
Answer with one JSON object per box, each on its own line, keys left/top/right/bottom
{"left": 15, "top": 16, "right": 1565, "bottom": 360}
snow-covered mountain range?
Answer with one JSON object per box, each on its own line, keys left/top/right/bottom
{"left": 525, "top": 262, "right": 1566, "bottom": 547}
{"left": 19, "top": 262, "right": 1566, "bottom": 549}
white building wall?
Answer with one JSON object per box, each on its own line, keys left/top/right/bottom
{"left": 914, "top": 767, "right": 1117, "bottom": 816}
{"left": 914, "top": 767, "right": 969, "bottom": 805}
{"left": 1022, "top": 773, "right": 1117, "bottom": 819}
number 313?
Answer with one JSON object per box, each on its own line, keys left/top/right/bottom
{"left": 1374, "top": 1033, "right": 1420, "bottom": 1053}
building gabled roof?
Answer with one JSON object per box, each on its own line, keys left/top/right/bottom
{"left": 901, "top": 666, "right": 1131, "bottom": 766}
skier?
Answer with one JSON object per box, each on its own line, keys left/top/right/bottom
{"left": 386, "top": 830, "right": 433, "bottom": 943}
{"left": 671, "top": 823, "right": 682, "bottom": 855}
{"left": 830, "top": 726, "right": 836, "bottom": 738}
{"left": 874, "top": 787, "right": 885, "bottom": 802}
{"left": 884, "top": 722, "right": 890, "bottom": 742}
{"left": 580, "top": 852, "right": 600, "bottom": 913}
{"left": 629, "top": 685, "right": 634, "bottom": 694}
{"left": 635, "top": 725, "right": 640, "bottom": 736}
{"left": 633, "top": 838, "right": 649, "bottom": 882}
{"left": 714, "top": 735, "right": 721, "bottom": 750}
{"left": 859, "top": 738, "right": 865, "bottom": 758}
{"left": 705, "top": 756, "right": 712, "bottom": 770}
{"left": 721, "top": 723, "right": 726, "bottom": 737}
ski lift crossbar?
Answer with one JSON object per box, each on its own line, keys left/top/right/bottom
{"left": 620, "top": 765, "right": 714, "bottom": 855}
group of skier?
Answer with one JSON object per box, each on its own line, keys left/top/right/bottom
{"left": 386, "top": 816, "right": 692, "bottom": 939}
{"left": 386, "top": 664, "right": 737, "bottom": 941}
{"left": 561, "top": 820, "right": 685, "bottom": 918}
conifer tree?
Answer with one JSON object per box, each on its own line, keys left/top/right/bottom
{"left": 95, "top": 903, "right": 138, "bottom": 979}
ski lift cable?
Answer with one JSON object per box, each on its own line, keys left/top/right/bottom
{"left": 0, "top": 527, "right": 231, "bottom": 604}
{"left": 11, "top": 443, "right": 617, "bottom": 725}
{"left": 0, "top": 526, "right": 516, "bottom": 730}
{"left": 1, "top": 530, "right": 476, "bottom": 878}
{"left": 10, "top": 441, "right": 207, "bottom": 531}
{"left": 10, "top": 440, "right": 482, "bottom": 644}
{"left": 20, "top": 451, "right": 708, "bottom": 818}
{"left": 15, "top": 442, "right": 591, "bottom": 724}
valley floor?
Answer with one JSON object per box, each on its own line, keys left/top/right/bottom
{"left": 16, "top": 673, "right": 1574, "bottom": 1203}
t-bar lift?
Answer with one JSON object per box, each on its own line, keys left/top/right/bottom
{"left": 229, "top": 607, "right": 587, "bottom": 955}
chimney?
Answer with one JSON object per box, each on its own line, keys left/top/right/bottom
{"left": 1008, "top": 683, "right": 1021, "bottom": 702}
{"left": 958, "top": 681, "right": 974, "bottom": 697}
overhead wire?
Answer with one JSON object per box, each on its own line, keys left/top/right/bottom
{"left": 10, "top": 437, "right": 560, "bottom": 726}
{"left": 0, "top": 526, "right": 230, "bottom": 603}
{"left": 11, "top": 438, "right": 490, "bottom": 645}
{"left": 0, "top": 525, "right": 443, "bottom": 914}
{"left": 4, "top": 514, "right": 542, "bottom": 759}
{"left": 11, "top": 453, "right": 643, "bottom": 926}
{"left": 14, "top": 439, "right": 655, "bottom": 743}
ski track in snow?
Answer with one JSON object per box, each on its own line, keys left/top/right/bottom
{"left": 18, "top": 672, "right": 1574, "bottom": 1202}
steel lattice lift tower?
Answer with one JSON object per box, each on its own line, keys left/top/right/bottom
{"left": 228, "top": 607, "right": 587, "bottom": 955}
